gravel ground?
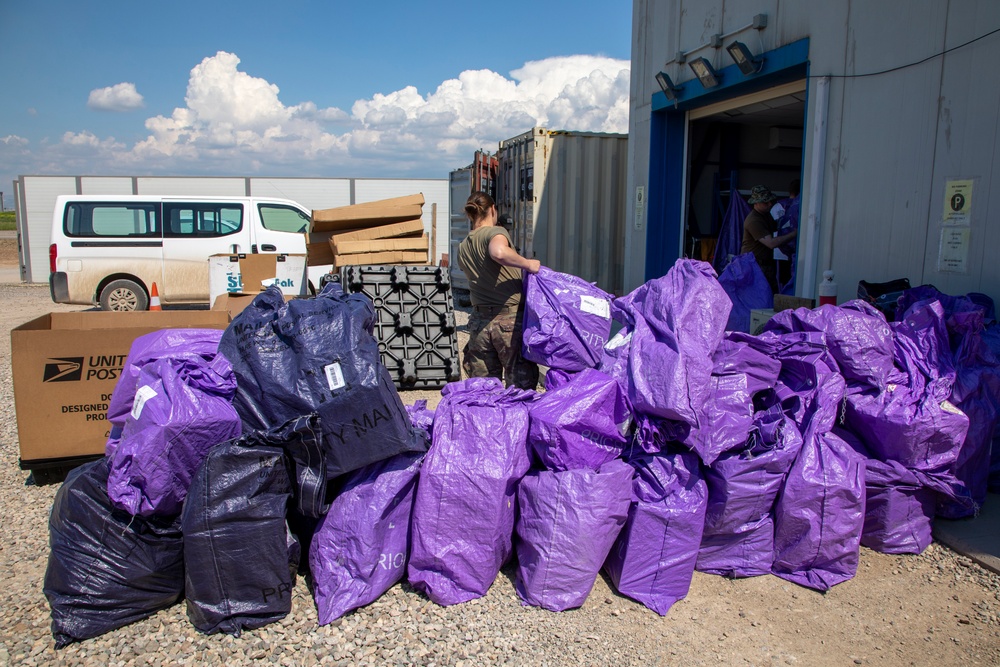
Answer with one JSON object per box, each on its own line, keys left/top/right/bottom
{"left": 1, "top": 282, "right": 999, "bottom": 666}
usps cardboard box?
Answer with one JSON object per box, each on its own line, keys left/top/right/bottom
{"left": 11, "top": 310, "right": 231, "bottom": 465}
{"left": 208, "top": 253, "right": 307, "bottom": 304}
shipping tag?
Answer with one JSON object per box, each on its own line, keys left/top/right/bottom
{"left": 579, "top": 294, "right": 611, "bottom": 319}
{"left": 131, "top": 385, "right": 158, "bottom": 420}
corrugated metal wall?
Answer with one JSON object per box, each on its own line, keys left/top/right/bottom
{"left": 628, "top": 0, "right": 1000, "bottom": 301}
{"left": 15, "top": 175, "right": 449, "bottom": 284}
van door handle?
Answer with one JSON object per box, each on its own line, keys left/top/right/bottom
{"left": 261, "top": 244, "right": 277, "bottom": 252}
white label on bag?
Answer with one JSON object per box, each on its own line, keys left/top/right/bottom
{"left": 940, "top": 399, "right": 964, "bottom": 416}
{"left": 579, "top": 295, "right": 611, "bottom": 319}
{"left": 324, "top": 362, "right": 346, "bottom": 391}
{"left": 131, "top": 385, "right": 158, "bottom": 420}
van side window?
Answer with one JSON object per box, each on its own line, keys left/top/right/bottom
{"left": 259, "top": 204, "right": 309, "bottom": 233}
{"left": 163, "top": 204, "right": 243, "bottom": 237}
{"left": 65, "top": 203, "right": 159, "bottom": 237}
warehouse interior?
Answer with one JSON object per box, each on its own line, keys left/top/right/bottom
{"left": 683, "top": 84, "right": 806, "bottom": 265}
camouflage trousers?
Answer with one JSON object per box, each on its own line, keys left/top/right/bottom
{"left": 462, "top": 304, "right": 539, "bottom": 390}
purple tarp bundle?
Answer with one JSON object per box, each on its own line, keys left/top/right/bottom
{"left": 408, "top": 377, "right": 536, "bottom": 605}
{"left": 310, "top": 451, "right": 424, "bottom": 624}
{"left": 845, "top": 299, "right": 969, "bottom": 476}
{"left": 515, "top": 459, "right": 633, "bottom": 611}
{"left": 696, "top": 397, "right": 804, "bottom": 578}
{"left": 604, "top": 451, "right": 707, "bottom": 615}
{"left": 614, "top": 259, "right": 731, "bottom": 426}
{"left": 771, "top": 362, "right": 866, "bottom": 591}
{"left": 764, "top": 300, "right": 896, "bottom": 391}
{"left": 107, "top": 353, "right": 241, "bottom": 518}
{"left": 522, "top": 267, "right": 614, "bottom": 372}
{"left": 105, "top": 329, "right": 224, "bottom": 456}
{"left": 217, "top": 283, "right": 423, "bottom": 480}
{"left": 527, "top": 368, "right": 631, "bottom": 471}
{"left": 717, "top": 252, "right": 773, "bottom": 333}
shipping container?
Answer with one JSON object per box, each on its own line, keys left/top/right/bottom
{"left": 496, "top": 128, "right": 628, "bottom": 296}
{"left": 448, "top": 151, "right": 498, "bottom": 301}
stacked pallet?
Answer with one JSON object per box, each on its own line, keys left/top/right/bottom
{"left": 307, "top": 194, "right": 429, "bottom": 267}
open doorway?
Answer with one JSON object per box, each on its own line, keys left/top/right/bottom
{"left": 684, "top": 81, "right": 806, "bottom": 290}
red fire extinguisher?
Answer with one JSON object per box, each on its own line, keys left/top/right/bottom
{"left": 819, "top": 270, "right": 838, "bottom": 306}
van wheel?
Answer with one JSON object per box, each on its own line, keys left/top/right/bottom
{"left": 100, "top": 279, "right": 149, "bottom": 311}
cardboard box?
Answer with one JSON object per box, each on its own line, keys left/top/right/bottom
{"left": 328, "top": 218, "right": 426, "bottom": 243}
{"left": 333, "top": 250, "right": 429, "bottom": 267}
{"left": 11, "top": 311, "right": 231, "bottom": 464}
{"left": 311, "top": 194, "right": 425, "bottom": 232}
{"left": 211, "top": 292, "right": 297, "bottom": 319}
{"left": 750, "top": 308, "right": 776, "bottom": 335}
{"left": 332, "top": 234, "right": 428, "bottom": 255}
{"left": 208, "top": 253, "right": 307, "bottom": 304}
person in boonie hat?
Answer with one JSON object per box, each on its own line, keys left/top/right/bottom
{"left": 747, "top": 185, "right": 778, "bottom": 205}
{"left": 741, "top": 184, "right": 796, "bottom": 293}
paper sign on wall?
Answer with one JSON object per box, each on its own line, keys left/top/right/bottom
{"left": 938, "top": 227, "right": 970, "bottom": 273}
{"left": 943, "top": 179, "right": 973, "bottom": 226}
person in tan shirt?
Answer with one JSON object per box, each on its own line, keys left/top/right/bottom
{"left": 741, "top": 185, "right": 798, "bottom": 293}
{"left": 457, "top": 191, "right": 540, "bottom": 389}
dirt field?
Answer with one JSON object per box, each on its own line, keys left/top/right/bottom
{"left": 0, "top": 276, "right": 998, "bottom": 665}
{"left": 0, "top": 239, "right": 19, "bottom": 265}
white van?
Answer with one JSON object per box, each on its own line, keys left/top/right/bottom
{"left": 49, "top": 195, "right": 320, "bottom": 310}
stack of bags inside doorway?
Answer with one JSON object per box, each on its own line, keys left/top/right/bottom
{"left": 43, "top": 257, "right": 1000, "bottom": 647}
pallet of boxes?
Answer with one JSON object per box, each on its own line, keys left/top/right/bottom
{"left": 305, "top": 194, "right": 430, "bottom": 268}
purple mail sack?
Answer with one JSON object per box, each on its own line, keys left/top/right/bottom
{"left": 528, "top": 368, "right": 632, "bottom": 471}
{"left": 107, "top": 353, "right": 241, "bottom": 518}
{"left": 310, "top": 451, "right": 424, "bottom": 624}
{"left": 615, "top": 259, "right": 731, "bottom": 426}
{"left": 522, "top": 267, "right": 614, "bottom": 372}
{"left": 105, "top": 329, "right": 225, "bottom": 456}
{"left": 603, "top": 451, "right": 707, "bottom": 615}
{"left": 515, "top": 459, "right": 633, "bottom": 611}
{"left": 407, "top": 378, "right": 536, "bottom": 605}
{"left": 717, "top": 252, "right": 773, "bottom": 333}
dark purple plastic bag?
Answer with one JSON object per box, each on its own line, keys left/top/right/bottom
{"left": 45, "top": 458, "right": 184, "bottom": 648}
{"left": 938, "top": 309, "right": 1000, "bottom": 517}
{"left": 522, "top": 267, "right": 614, "bottom": 372}
{"left": 717, "top": 252, "right": 773, "bottom": 333}
{"left": 310, "top": 451, "right": 424, "bottom": 624}
{"left": 543, "top": 368, "right": 574, "bottom": 391}
{"left": 528, "top": 368, "right": 631, "bottom": 471}
{"left": 515, "top": 459, "right": 633, "bottom": 611}
{"left": 105, "top": 329, "right": 225, "bottom": 456}
{"left": 615, "top": 260, "right": 731, "bottom": 426}
{"left": 408, "top": 377, "right": 536, "bottom": 605}
{"left": 604, "top": 451, "right": 707, "bottom": 615}
{"left": 107, "top": 353, "right": 241, "bottom": 517}
{"left": 772, "top": 365, "right": 866, "bottom": 591}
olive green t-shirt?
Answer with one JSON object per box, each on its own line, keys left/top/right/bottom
{"left": 457, "top": 226, "right": 523, "bottom": 308}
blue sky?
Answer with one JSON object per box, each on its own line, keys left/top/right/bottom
{"left": 0, "top": 1, "right": 632, "bottom": 204}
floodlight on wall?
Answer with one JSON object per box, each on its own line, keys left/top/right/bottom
{"left": 688, "top": 57, "right": 720, "bottom": 88}
{"left": 726, "top": 40, "right": 763, "bottom": 75}
{"left": 655, "top": 71, "right": 683, "bottom": 101}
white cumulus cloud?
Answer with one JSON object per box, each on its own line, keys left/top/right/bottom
{"left": 87, "top": 82, "right": 145, "bottom": 112}
{"left": 17, "top": 50, "right": 629, "bottom": 183}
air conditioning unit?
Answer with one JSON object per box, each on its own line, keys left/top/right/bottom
{"left": 769, "top": 127, "right": 803, "bottom": 150}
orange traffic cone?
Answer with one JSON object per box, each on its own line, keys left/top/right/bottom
{"left": 149, "top": 282, "right": 162, "bottom": 311}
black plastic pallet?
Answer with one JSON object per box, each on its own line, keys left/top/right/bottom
{"left": 338, "top": 265, "right": 461, "bottom": 389}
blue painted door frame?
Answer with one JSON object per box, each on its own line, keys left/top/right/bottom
{"left": 645, "top": 39, "right": 810, "bottom": 281}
